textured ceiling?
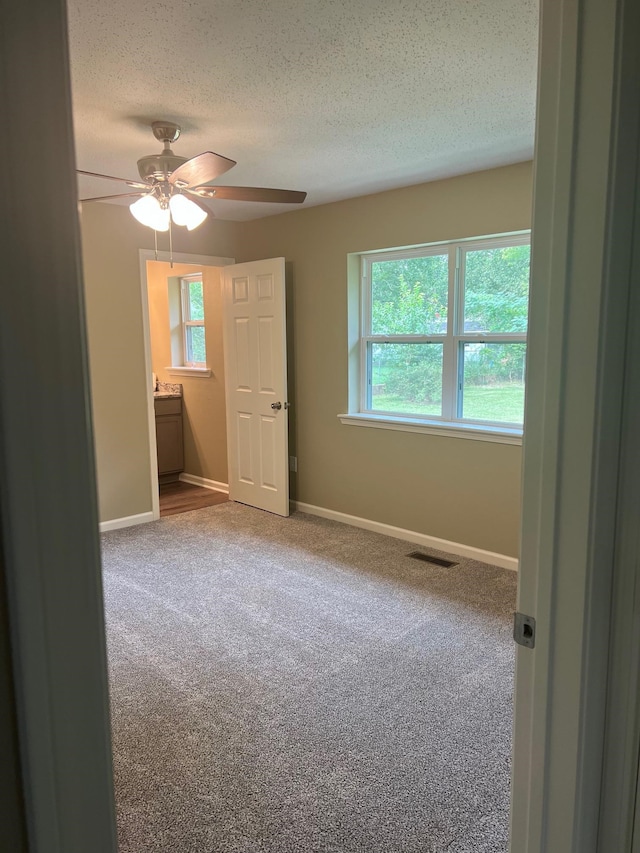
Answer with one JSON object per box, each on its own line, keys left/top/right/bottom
{"left": 68, "top": 0, "right": 538, "bottom": 221}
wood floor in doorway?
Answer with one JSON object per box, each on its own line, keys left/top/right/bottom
{"left": 159, "top": 481, "right": 229, "bottom": 517}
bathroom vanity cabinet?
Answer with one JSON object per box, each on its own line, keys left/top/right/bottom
{"left": 154, "top": 395, "right": 184, "bottom": 481}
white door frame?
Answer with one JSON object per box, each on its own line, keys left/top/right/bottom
{"left": 596, "top": 0, "right": 640, "bottom": 842}
{"left": 138, "top": 250, "right": 234, "bottom": 519}
{"left": 2, "top": 0, "right": 118, "bottom": 848}
{"left": 511, "top": 0, "right": 640, "bottom": 850}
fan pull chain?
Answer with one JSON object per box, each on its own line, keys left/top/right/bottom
{"left": 154, "top": 227, "right": 158, "bottom": 261}
{"left": 169, "top": 216, "right": 174, "bottom": 268}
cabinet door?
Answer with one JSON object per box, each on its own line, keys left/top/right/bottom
{"left": 156, "top": 414, "right": 184, "bottom": 474}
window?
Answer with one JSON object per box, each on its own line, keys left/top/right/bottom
{"left": 180, "top": 274, "right": 206, "bottom": 367}
{"left": 355, "top": 233, "right": 530, "bottom": 438}
{"left": 165, "top": 271, "right": 211, "bottom": 377}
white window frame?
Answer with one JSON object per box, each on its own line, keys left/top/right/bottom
{"left": 341, "top": 232, "right": 530, "bottom": 443}
{"left": 180, "top": 273, "right": 206, "bottom": 368}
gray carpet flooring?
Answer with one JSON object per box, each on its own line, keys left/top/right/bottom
{"left": 102, "top": 502, "right": 516, "bottom": 853}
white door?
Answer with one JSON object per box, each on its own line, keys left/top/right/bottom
{"left": 222, "top": 257, "right": 289, "bottom": 516}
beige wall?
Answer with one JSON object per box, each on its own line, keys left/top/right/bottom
{"left": 236, "top": 162, "right": 533, "bottom": 556}
{"left": 80, "top": 203, "right": 238, "bottom": 522}
{"left": 82, "top": 163, "right": 531, "bottom": 555}
{"left": 147, "top": 261, "right": 228, "bottom": 484}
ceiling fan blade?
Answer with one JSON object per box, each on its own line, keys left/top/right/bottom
{"left": 77, "top": 169, "right": 150, "bottom": 190}
{"left": 168, "top": 152, "right": 236, "bottom": 188}
{"left": 190, "top": 186, "right": 307, "bottom": 204}
{"left": 80, "top": 192, "right": 147, "bottom": 202}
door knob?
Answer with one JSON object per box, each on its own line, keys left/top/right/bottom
{"left": 271, "top": 401, "right": 282, "bottom": 410}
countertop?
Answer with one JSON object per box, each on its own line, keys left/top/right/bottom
{"left": 153, "top": 381, "right": 183, "bottom": 400}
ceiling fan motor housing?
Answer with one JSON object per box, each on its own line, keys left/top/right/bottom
{"left": 137, "top": 150, "right": 187, "bottom": 182}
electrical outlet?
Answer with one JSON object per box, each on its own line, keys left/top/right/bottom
{"left": 289, "top": 455, "right": 297, "bottom": 472}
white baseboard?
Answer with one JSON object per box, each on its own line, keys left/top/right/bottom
{"left": 99, "top": 511, "right": 155, "bottom": 533}
{"left": 179, "top": 472, "right": 229, "bottom": 494}
{"left": 292, "top": 501, "right": 519, "bottom": 572}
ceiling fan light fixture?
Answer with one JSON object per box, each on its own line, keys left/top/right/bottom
{"left": 169, "top": 193, "right": 208, "bottom": 230}
{"left": 130, "top": 194, "right": 170, "bottom": 231}
{"left": 79, "top": 122, "right": 306, "bottom": 239}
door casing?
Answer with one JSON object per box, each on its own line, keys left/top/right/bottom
{"left": 138, "top": 249, "right": 234, "bottom": 519}
{"left": 510, "top": 0, "right": 640, "bottom": 850}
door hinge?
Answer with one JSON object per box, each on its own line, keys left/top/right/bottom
{"left": 513, "top": 612, "right": 536, "bottom": 649}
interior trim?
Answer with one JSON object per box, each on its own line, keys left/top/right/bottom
{"left": 138, "top": 249, "right": 235, "bottom": 525}
{"left": 292, "top": 500, "right": 519, "bottom": 571}
{"left": 179, "top": 473, "right": 229, "bottom": 494}
{"left": 166, "top": 367, "right": 212, "bottom": 378}
{"left": 98, "top": 512, "right": 155, "bottom": 533}
{"left": 338, "top": 413, "right": 523, "bottom": 445}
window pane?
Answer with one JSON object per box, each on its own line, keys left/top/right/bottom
{"left": 463, "top": 244, "right": 530, "bottom": 333}
{"left": 370, "top": 343, "right": 443, "bottom": 416}
{"left": 187, "top": 325, "right": 206, "bottom": 364}
{"left": 188, "top": 280, "right": 204, "bottom": 321}
{"left": 371, "top": 254, "right": 448, "bottom": 335}
{"left": 461, "top": 343, "right": 526, "bottom": 423}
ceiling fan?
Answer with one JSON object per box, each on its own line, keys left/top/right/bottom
{"left": 78, "top": 121, "right": 307, "bottom": 231}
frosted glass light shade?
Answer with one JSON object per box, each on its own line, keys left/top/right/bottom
{"left": 130, "top": 195, "right": 170, "bottom": 231}
{"left": 169, "top": 194, "right": 208, "bottom": 230}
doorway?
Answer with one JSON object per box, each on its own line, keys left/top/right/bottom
{"left": 140, "top": 250, "right": 292, "bottom": 520}
{"left": 141, "top": 252, "right": 233, "bottom": 518}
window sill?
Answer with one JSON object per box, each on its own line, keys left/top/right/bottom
{"left": 166, "top": 366, "right": 212, "bottom": 378}
{"left": 337, "top": 412, "right": 523, "bottom": 445}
